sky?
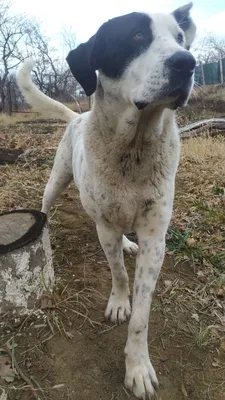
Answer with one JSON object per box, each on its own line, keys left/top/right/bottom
{"left": 11, "top": 0, "right": 225, "bottom": 46}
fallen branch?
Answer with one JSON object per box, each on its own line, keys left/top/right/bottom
{"left": 68, "top": 93, "right": 82, "bottom": 114}
{"left": 4, "top": 342, "right": 41, "bottom": 400}
{"left": 180, "top": 118, "right": 225, "bottom": 139}
{"left": 0, "top": 389, "right": 7, "bottom": 400}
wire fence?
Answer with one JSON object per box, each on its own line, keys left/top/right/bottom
{"left": 195, "top": 58, "right": 225, "bottom": 85}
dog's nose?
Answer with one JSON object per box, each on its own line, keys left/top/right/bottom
{"left": 166, "top": 51, "right": 196, "bottom": 78}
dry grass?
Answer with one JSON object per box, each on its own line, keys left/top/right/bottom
{"left": 64, "top": 99, "right": 90, "bottom": 113}
{"left": 178, "top": 84, "right": 225, "bottom": 124}
{"left": 193, "top": 84, "right": 225, "bottom": 101}
{"left": 1, "top": 111, "right": 225, "bottom": 340}
{"left": 0, "top": 164, "right": 49, "bottom": 212}
{"left": 172, "top": 135, "right": 225, "bottom": 268}
{"left": 0, "top": 122, "right": 65, "bottom": 213}
{"left": 165, "top": 135, "right": 225, "bottom": 338}
{"left": 0, "top": 112, "right": 44, "bottom": 126}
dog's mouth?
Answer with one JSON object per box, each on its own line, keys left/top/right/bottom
{"left": 158, "top": 82, "right": 193, "bottom": 109}
{"left": 167, "top": 75, "right": 194, "bottom": 107}
{"left": 168, "top": 87, "right": 190, "bottom": 108}
{"left": 134, "top": 80, "right": 193, "bottom": 111}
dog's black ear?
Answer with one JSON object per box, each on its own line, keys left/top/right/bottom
{"left": 172, "top": 2, "right": 193, "bottom": 29}
{"left": 66, "top": 35, "right": 101, "bottom": 96}
{"left": 172, "top": 2, "right": 196, "bottom": 49}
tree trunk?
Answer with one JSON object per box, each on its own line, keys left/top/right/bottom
{"left": 0, "top": 210, "right": 55, "bottom": 316}
{"left": 0, "top": 86, "right": 6, "bottom": 112}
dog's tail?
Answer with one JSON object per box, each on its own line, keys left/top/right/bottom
{"left": 17, "top": 59, "right": 76, "bottom": 123}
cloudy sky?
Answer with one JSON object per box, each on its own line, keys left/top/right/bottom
{"left": 11, "top": 0, "right": 225, "bottom": 45}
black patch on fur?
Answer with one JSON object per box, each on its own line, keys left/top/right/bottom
{"left": 126, "top": 119, "right": 136, "bottom": 126}
{"left": 120, "top": 152, "right": 131, "bottom": 176}
{"left": 134, "top": 101, "right": 149, "bottom": 110}
{"left": 97, "top": 13, "right": 153, "bottom": 79}
{"left": 142, "top": 284, "right": 151, "bottom": 296}
{"left": 139, "top": 266, "right": 143, "bottom": 278}
{"left": 66, "top": 12, "right": 153, "bottom": 96}
{"left": 172, "top": 3, "right": 193, "bottom": 33}
{"left": 102, "top": 214, "right": 110, "bottom": 224}
{"left": 141, "top": 199, "right": 154, "bottom": 217}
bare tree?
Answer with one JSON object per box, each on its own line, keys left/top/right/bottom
{"left": 25, "top": 20, "right": 61, "bottom": 96}
{"left": 0, "top": 1, "right": 30, "bottom": 111}
{"left": 60, "top": 25, "right": 77, "bottom": 52}
{"left": 0, "top": 2, "right": 81, "bottom": 112}
{"left": 194, "top": 34, "right": 225, "bottom": 64}
{"left": 25, "top": 21, "right": 79, "bottom": 100}
{"left": 60, "top": 26, "right": 80, "bottom": 99}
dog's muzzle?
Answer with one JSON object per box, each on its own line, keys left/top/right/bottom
{"left": 166, "top": 51, "right": 196, "bottom": 106}
{"left": 167, "top": 51, "right": 196, "bottom": 79}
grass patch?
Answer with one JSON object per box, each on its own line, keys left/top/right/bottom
{"left": 194, "top": 326, "right": 212, "bottom": 349}
{"left": 167, "top": 226, "right": 225, "bottom": 272}
{"left": 207, "top": 253, "right": 225, "bottom": 272}
{"left": 166, "top": 226, "right": 204, "bottom": 265}
{"left": 212, "top": 186, "right": 225, "bottom": 196}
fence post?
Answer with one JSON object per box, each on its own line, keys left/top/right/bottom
{"left": 200, "top": 62, "right": 205, "bottom": 85}
{"left": 7, "top": 82, "right": 12, "bottom": 116}
{"left": 219, "top": 59, "right": 224, "bottom": 84}
{"left": 49, "top": 75, "right": 52, "bottom": 97}
{"left": 88, "top": 95, "right": 93, "bottom": 109}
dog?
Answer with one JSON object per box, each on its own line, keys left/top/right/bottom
{"left": 17, "top": 3, "right": 196, "bottom": 398}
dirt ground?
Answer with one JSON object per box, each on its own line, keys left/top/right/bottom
{"left": 0, "top": 112, "right": 225, "bottom": 400}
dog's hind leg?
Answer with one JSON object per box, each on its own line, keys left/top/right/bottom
{"left": 41, "top": 130, "right": 73, "bottom": 214}
{"left": 122, "top": 235, "right": 138, "bottom": 255}
{"left": 97, "top": 223, "right": 131, "bottom": 324}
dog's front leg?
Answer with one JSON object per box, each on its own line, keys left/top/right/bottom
{"left": 97, "top": 224, "right": 131, "bottom": 324}
{"left": 124, "top": 201, "right": 172, "bottom": 399}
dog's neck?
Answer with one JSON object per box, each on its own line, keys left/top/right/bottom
{"left": 91, "top": 81, "right": 175, "bottom": 145}
{"left": 86, "top": 82, "right": 179, "bottom": 183}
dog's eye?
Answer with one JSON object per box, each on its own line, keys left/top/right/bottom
{"left": 134, "top": 32, "right": 144, "bottom": 40}
{"left": 177, "top": 33, "right": 184, "bottom": 44}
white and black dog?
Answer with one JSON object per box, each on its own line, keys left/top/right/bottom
{"left": 17, "top": 3, "right": 196, "bottom": 398}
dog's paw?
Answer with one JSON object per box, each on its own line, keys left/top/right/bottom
{"left": 123, "top": 235, "right": 139, "bottom": 255}
{"left": 105, "top": 291, "right": 131, "bottom": 324}
{"left": 125, "top": 356, "right": 158, "bottom": 399}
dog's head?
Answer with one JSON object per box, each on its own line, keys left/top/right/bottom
{"left": 67, "top": 2, "right": 196, "bottom": 110}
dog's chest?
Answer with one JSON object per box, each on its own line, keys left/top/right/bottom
{"left": 87, "top": 122, "right": 179, "bottom": 184}
{"left": 79, "top": 118, "right": 180, "bottom": 229}
{"left": 79, "top": 157, "right": 174, "bottom": 231}
{"left": 108, "top": 137, "right": 178, "bottom": 186}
